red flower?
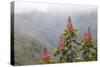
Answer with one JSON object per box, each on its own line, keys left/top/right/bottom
{"left": 41, "top": 47, "right": 50, "bottom": 63}
{"left": 67, "top": 16, "right": 73, "bottom": 32}
{"left": 58, "top": 35, "right": 64, "bottom": 50}
{"left": 82, "top": 26, "right": 92, "bottom": 41}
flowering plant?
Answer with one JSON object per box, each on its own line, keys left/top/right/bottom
{"left": 40, "top": 16, "right": 97, "bottom": 63}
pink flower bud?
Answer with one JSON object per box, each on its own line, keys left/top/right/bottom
{"left": 67, "top": 16, "right": 73, "bottom": 32}
{"left": 58, "top": 35, "right": 64, "bottom": 50}
{"left": 41, "top": 47, "right": 50, "bottom": 63}
{"left": 87, "top": 26, "right": 92, "bottom": 41}
{"left": 82, "top": 26, "right": 92, "bottom": 41}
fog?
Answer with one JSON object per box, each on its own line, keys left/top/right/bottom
{"left": 14, "top": 2, "right": 97, "bottom": 46}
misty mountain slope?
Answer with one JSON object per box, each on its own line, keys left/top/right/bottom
{"left": 14, "top": 32, "right": 53, "bottom": 65}
{"left": 15, "top": 10, "right": 97, "bottom": 47}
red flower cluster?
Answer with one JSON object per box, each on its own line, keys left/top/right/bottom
{"left": 41, "top": 47, "right": 50, "bottom": 63}
{"left": 66, "top": 16, "right": 73, "bottom": 32}
{"left": 58, "top": 35, "right": 64, "bottom": 50}
{"left": 82, "top": 26, "right": 92, "bottom": 41}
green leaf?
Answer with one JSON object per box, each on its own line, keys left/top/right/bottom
{"left": 73, "top": 29, "right": 78, "bottom": 32}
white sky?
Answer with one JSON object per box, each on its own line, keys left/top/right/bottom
{"left": 15, "top": 2, "right": 49, "bottom": 13}
{"left": 15, "top": 1, "right": 97, "bottom": 14}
